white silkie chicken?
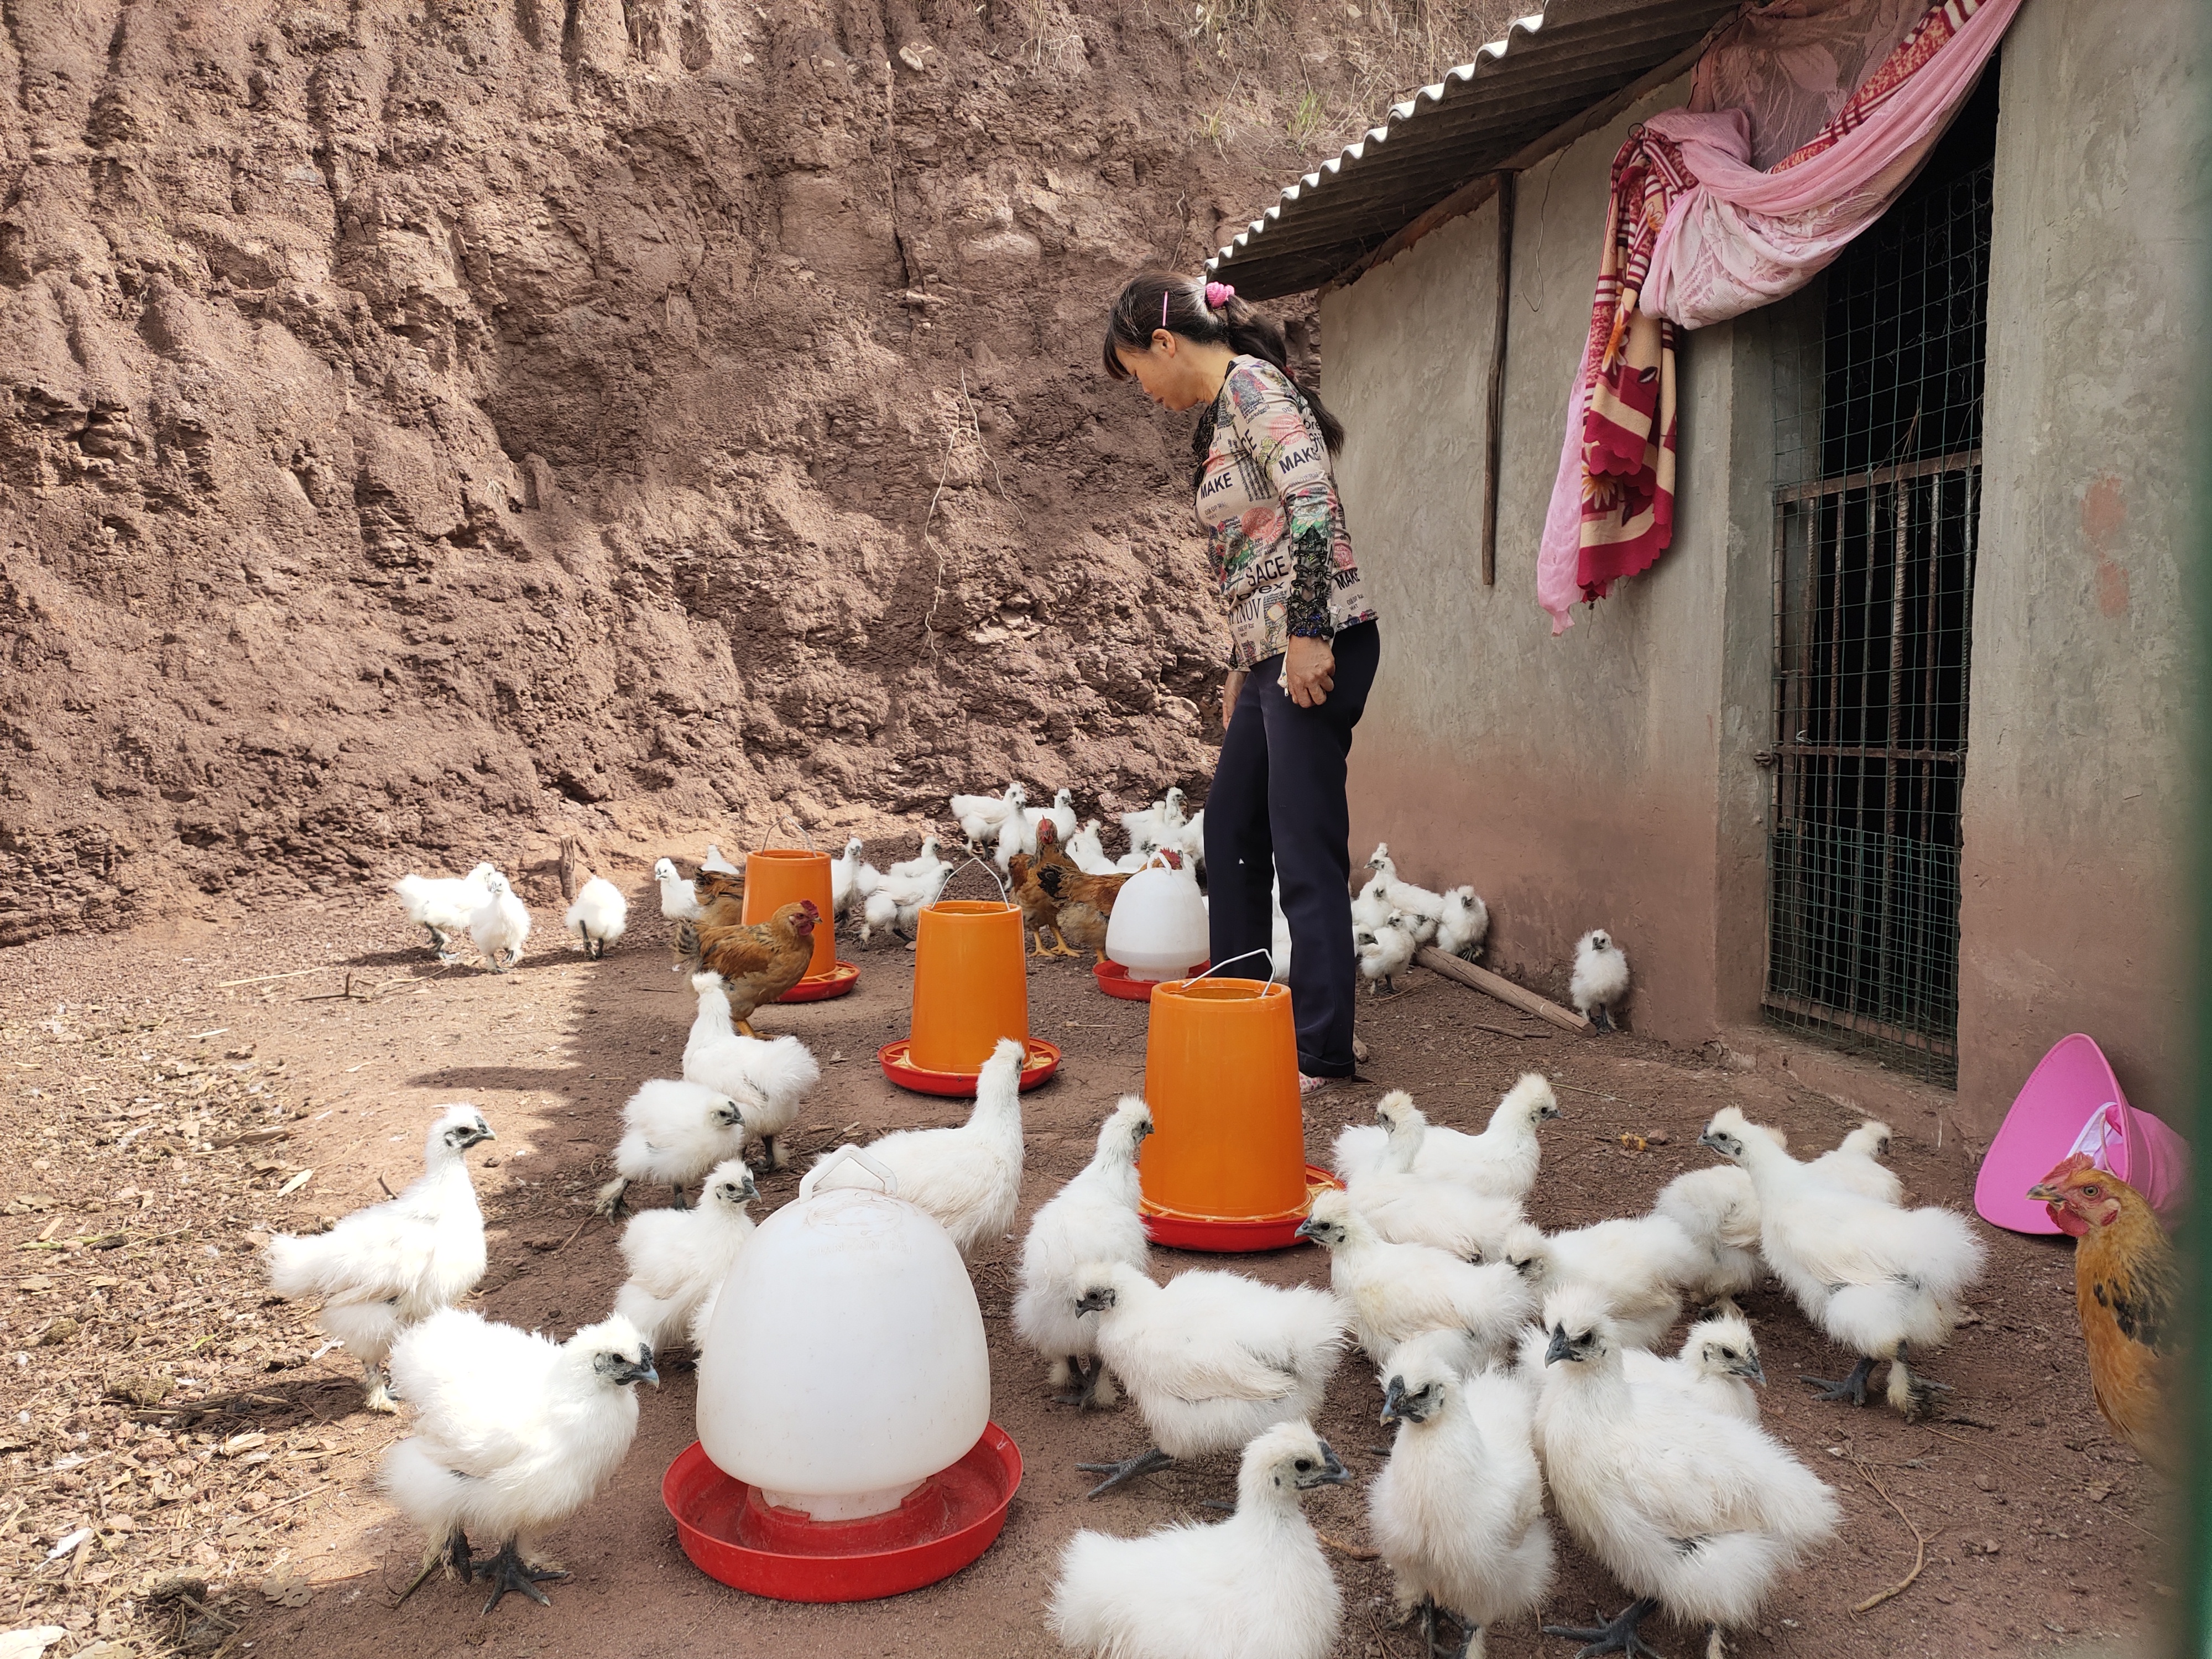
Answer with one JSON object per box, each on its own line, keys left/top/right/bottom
{"left": 1356, "top": 916, "right": 1417, "bottom": 994}
{"left": 593, "top": 1077, "right": 755, "bottom": 1216}
{"left": 1369, "top": 1332, "right": 1553, "bottom": 1659}
{"left": 888, "top": 834, "right": 948, "bottom": 883}
{"left": 1068, "top": 1261, "right": 1347, "bottom": 1495}
{"left": 1533, "top": 1285, "right": 1837, "bottom": 1659}
{"left": 1808, "top": 1119, "right": 1904, "bottom": 1205}
{"left": 859, "top": 864, "right": 946, "bottom": 943}
{"left": 1350, "top": 864, "right": 1396, "bottom": 937}
{"left": 1699, "top": 1106, "right": 1984, "bottom": 1417}
{"left": 951, "top": 781, "right": 1025, "bottom": 850}
{"left": 1119, "top": 786, "right": 1187, "bottom": 856}
{"left": 828, "top": 837, "right": 866, "bottom": 924}
{"left": 682, "top": 972, "right": 821, "bottom": 1170}
{"left": 264, "top": 1104, "right": 494, "bottom": 1412}
{"left": 1501, "top": 1214, "right": 1705, "bottom": 1350}
{"left": 613, "top": 1160, "right": 759, "bottom": 1353}
{"left": 700, "top": 842, "right": 739, "bottom": 874}
{"left": 1050, "top": 1421, "right": 1348, "bottom": 1659}
{"left": 1013, "top": 1097, "right": 1154, "bottom": 1408}
{"left": 1296, "top": 1190, "right": 1532, "bottom": 1365}
{"left": 653, "top": 857, "right": 702, "bottom": 922}
{"left": 811, "top": 1036, "right": 1025, "bottom": 1264}
{"left": 1435, "top": 886, "right": 1489, "bottom": 960}
{"left": 563, "top": 875, "right": 627, "bottom": 959}
{"left": 394, "top": 863, "right": 498, "bottom": 959}
{"left": 1653, "top": 1165, "right": 1764, "bottom": 1315}
{"left": 1269, "top": 880, "right": 1292, "bottom": 982}
{"left": 1066, "top": 818, "right": 1117, "bottom": 875}
{"left": 1332, "top": 1073, "right": 1561, "bottom": 1200}
{"left": 1345, "top": 1092, "right": 1524, "bottom": 1262}
{"left": 383, "top": 1310, "right": 657, "bottom": 1612}
{"left": 1571, "top": 928, "right": 1631, "bottom": 1032}
{"left": 1367, "top": 843, "right": 1444, "bottom": 945}
{"left": 1620, "top": 1313, "right": 1766, "bottom": 1423}
{"left": 1168, "top": 806, "right": 1206, "bottom": 874}
{"left": 468, "top": 872, "right": 531, "bottom": 972}
{"left": 1021, "top": 787, "right": 1078, "bottom": 852}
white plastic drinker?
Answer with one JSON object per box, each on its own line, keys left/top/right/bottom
{"left": 1104, "top": 853, "right": 1209, "bottom": 980}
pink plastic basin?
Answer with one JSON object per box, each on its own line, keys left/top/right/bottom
{"left": 1974, "top": 1032, "right": 2191, "bottom": 1234}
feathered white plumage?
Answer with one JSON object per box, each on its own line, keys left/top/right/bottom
{"left": 1434, "top": 886, "right": 1489, "bottom": 959}
{"left": 1332, "top": 1073, "right": 1560, "bottom": 1200}
{"left": 810, "top": 1036, "right": 1024, "bottom": 1263}
{"left": 564, "top": 876, "right": 627, "bottom": 959}
{"left": 1350, "top": 864, "right": 1396, "bottom": 936}
{"left": 468, "top": 872, "right": 531, "bottom": 972}
{"left": 1366, "top": 844, "right": 1444, "bottom": 944}
{"left": 394, "top": 863, "right": 498, "bottom": 958}
{"left": 1119, "top": 786, "right": 1187, "bottom": 857}
{"left": 1502, "top": 1214, "right": 1704, "bottom": 1351}
{"left": 1067, "top": 818, "right": 1116, "bottom": 875}
{"left": 1620, "top": 1314, "right": 1767, "bottom": 1423}
{"left": 613, "top": 1160, "right": 759, "bottom": 1353}
{"left": 1049, "top": 1420, "right": 1348, "bottom": 1659}
{"left": 700, "top": 843, "right": 739, "bottom": 874}
{"left": 1532, "top": 1285, "right": 1837, "bottom": 1656}
{"left": 1571, "top": 928, "right": 1631, "bottom": 1031}
{"left": 1345, "top": 1092, "right": 1524, "bottom": 1262}
{"left": 1356, "top": 915, "right": 1416, "bottom": 994}
{"left": 1370, "top": 1332, "right": 1553, "bottom": 1659}
{"left": 1296, "top": 1190, "right": 1532, "bottom": 1364}
{"left": 1653, "top": 1165, "right": 1764, "bottom": 1313}
{"left": 828, "top": 837, "right": 866, "bottom": 924}
{"left": 1070, "top": 1262, "right": 1347, "bottom": 1494}
{"left": 682, "top": 973, "right": 820, "bottom": 1169}
{"left": 264, "top": 1104, "right": 493, "bottom": 1412}
{"left": 952, "top": 781, "right": 1025, "bottom": 850}
{"left": 1020, "top": 787, "right": 1078, "bottom": 852}
{"left": 593, "top": 1077, "right": 755, "bottom": 1216}
{"left": 382, "top": 1310, "right": 657, "bottom": 1611}
{"left": 1014, "top": 1097, "right": 1153, "bottom": 1407}
{"left": 653, "top": 857, "right": 702, "bottom": 922}
{"left": 1700, "top": 1107, "right": 1984, "bottom": 1416}
{"left": 1808, "top": 1119, "right": 1904, "bottom": 1205}
{"left": 889, "top": 835, "right": 948, "bottom": 884}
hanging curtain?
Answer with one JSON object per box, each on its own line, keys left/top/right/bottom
{"left": 1536, "top": 0, "right": 2023, "bottom": 634}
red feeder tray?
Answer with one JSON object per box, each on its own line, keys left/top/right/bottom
{"left": 879, "top": 1036, "right": 1061, "bottom": 1097}
{"left": 1093, "top": 959, "right": 1209, "bottom": 1002}
{"left": 1141, "top": 1164, "right": 1341, "bottom": 1252}
{"left": 775, "top": 961, "right": 860, "bottom": 1003}
{"left": 664, "top": 1426, "right": 1022, "bottom": 1603}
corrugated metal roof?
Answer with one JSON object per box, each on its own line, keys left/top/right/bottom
{"left": 1206, "top": 0, "right": 1740, "bottom": 299}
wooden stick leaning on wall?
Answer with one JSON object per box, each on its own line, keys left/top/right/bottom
{"left": 1416, "top": 945, "right": 1593, "bottom": 1035}
{"left": 1479, "top": 170, "right": 1516, "bottom": 587}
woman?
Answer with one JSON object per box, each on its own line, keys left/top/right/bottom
{"left": 1103, "top": 272, "right": 1380, "bottom": 1088}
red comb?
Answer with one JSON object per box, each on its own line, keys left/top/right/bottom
{"left": 2040, "top": 1151, "right": 2096, "bottom": 1186}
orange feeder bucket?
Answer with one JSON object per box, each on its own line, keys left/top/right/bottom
{"left": 743, "top": 848, "right": 858, "bottom": 1002}
{"left": 880, "top": 900, "right": 1059, "bottom": 1095}
{"left": 1138, "top": 978, "right": 1336, "bottom": 1251}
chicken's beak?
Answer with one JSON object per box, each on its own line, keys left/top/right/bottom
{"left": 1695, "top": 1130, "right": 1725, "bottom": 1153}
{"left": 1543, "top": 1325, "right": 1577, "bottom": 1366}
{"left": 624, "top": 1349, "right": 661, "bottom": 1388}
{"left": 1300, "top": 1442, "right": 1353, "bottom": 1488}
{"left": 2025, "top": 1182, "right": 2060, "bottom": 1203}
{"left": 1292, "top": 1217, "right": 1318, "bottom": 1241}
{"left": 1735, "top": 1353, "right": 1767, "bottom": 1386}
{"left": 1073, "top": 1289, "right": 1111, "bottom": 1316}
{"left": 464, "top": 1125, "right": 495, "bottom": 1147}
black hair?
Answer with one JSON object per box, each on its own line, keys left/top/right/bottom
{"left": 1101, "top": 269, "right": 1344, "bottom": 454}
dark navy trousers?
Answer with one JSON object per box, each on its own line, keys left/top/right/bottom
{"left": 1204, "top": 620, "right": 1380, "bottom": 1078}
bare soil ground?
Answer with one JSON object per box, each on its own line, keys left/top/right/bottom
{"left": 0, "top": 842, "right": 2174, "bottom": 1659}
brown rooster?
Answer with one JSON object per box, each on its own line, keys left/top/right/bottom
{"left": 1008, "top": 821, "right": 1075, "bottom": 957}
{"left": 692, "top": 869, "right": 747, "bottom": 921}
{"left": 1039, "top": 847, "right": 1181, "bottom": 963}
{"left": 675, "top": 899, "right": 819, "bottom": 1035}
{"left": 2026, "top": 1154, "right": 2178, "bottom": 1459}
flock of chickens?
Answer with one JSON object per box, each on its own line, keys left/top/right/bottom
{"left": 257, "top": 812, "right": 2028, "bottom": 1657}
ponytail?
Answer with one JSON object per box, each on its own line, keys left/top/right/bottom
{"left": 1101, "top": 269, "right": 1345, "bottom": 455}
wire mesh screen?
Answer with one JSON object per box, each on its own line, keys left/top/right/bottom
{"left": 1763, "top": 71, "right": 1999, "bottom": 1084}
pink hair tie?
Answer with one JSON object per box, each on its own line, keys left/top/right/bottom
{"left": 1204, "top": 281, "right": 1235, "bottom": 309}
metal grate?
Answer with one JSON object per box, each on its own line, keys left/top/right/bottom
{"left": 1762, "top": 70, "right": 1999, "bottom": 1085}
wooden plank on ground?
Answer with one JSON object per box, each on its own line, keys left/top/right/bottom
{"left": 1416, "top": 946, "right": 1592, "bottom": 1035}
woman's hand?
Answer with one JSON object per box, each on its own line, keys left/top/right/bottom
{"left": 1221, "top": 669, "right": 1246, "bottom": 731}
{"left": 1284, "top": 636, "right": 1336, "bottom": 708}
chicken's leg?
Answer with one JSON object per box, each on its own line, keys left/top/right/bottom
{"left": 668, "top": 1183, "right": 691, "bottom": 1211}
{"left": 735, "top": 1018, "right": 760, "bottom": 1038}
{"left": 592, "top": 1177, "right": 632, "bottom": 1219}
{"left": 1541, "top": 1595, "right": 1664, "bottom": 1657}
{"left": 361, "top": 1358, "right": 398, "bottom": 1415}
{"left": 1031, "top": 929, "right": 1055, "bottom": 957}
{"left": 1885, "top": 1340, "right": 1952, "bottom": 1418}
{"left": 1076, "top": 1446, "right": 1173, "bottom": 1498}
{"left": 473, "top": 1540, "right": 568, "bottom": 1614}
{"left": 395, "top": 1526, "right": 473, "bottom": 1605}
{"left": 1049, "top": 927, "right": 1080, "bottom": 958}
{"left": 1591, "top": 1004, "right": 1614, "bottom": 1034}
{"left": 764, "top": 1133, "right": 786, "bottom": 1171}
{"left": 1458, "top": 1621, "right": 1488, "bottom": 1659}
{"left": 1801, "top": 1353, "right": 1875, "bottom": 1406}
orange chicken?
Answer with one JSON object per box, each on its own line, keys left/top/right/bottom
{"left": 1009, "top": 821, "right": 1074, "bottom": 957}
{"left": 675, "top": 899, "right": 819, "bottom": 1035}
{"left": 1038, "top": 847, "right": 1180, "bottom": 963}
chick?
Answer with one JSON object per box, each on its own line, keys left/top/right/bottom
{"left": 383, "top": 1310, "right": 657, "bottom": 1613}
{"left": 1350, "top": 862, "right": 1396, "bottom": 936}
{"left": 1357, "top": 916, "right": 1417, "bottom": 994}
{"left": 1807, "top": 1119, "right": 1903, "bottom": 1206}
{"left": 1699, "top": 1107, "right": 1984, "bottom": 1417}
{"left": 653, "top": 857, "right": 702, "bottom": 923}
{"left": 394, "top": 863, "right": 498, "bottom": 959}
{"left": 593, "top": 1077, "right": 757, "bottom": 1216}
{"left": 1333, "top": 1073, "right": 1561, "bottom": 1201}
{"left": 1534, "top": 1286, "right": 1837, "bottom": 1659}
{"left": 1435, "top": 886, "right": 1489, "bottom": 960}
{"left": 563, "top": 876, "right": 627, "bottom": 959}
{"left": 700, "top": 843, "right": 739, "bottom": 874}
{"left": 264, "top": 1104, "right": 494, "bottom": 1412}
{"left": 1345, "top": 1092, "right": 1524, "bottom": 1262}
{"left": 1571, "top": 928, "right": 1631, "bottom": 1032}
{"left": 952, "top": 781, "right": 1025, "bottom": 851}
{"left": 888, "top": 835, "right": 948, "bottom": 884}
{"left": 682, "top": 972, "right": 820, "bottom": 1170}
{"left": 1621, "top": 1314, "right": 1766, "bottom": 1423}
{"left": 467, "top": 872, "right": 531, "bottom": 972}
{"left": 1652, "top": 1165, "right": 1764, "bottom": 1316}
{"left": 1050, "top": 1421, "right": 1349, "bottom": 1659}
{"left": 858, "top": 864, "right": 945, "bottom": 945}
{"left": 1502, "top": 1214, "right": 1704, "bottom": 1350}
{"left": 828, "top": 837, "right": 866, "bottom": 925}
{"left": 1069, "top": 1262, "right": 1347, "bottom": 1495}
{"left": 1014, "top": 1097, "right": 1154, "bottom": 1407}
{"left": 1067, "top": 818, "right": 1117, "bottom": 875}
{"left": 1369, "top": 1332, "right": 1553, "bottom": 1659}
{"left": 1119, "top": 786, "right": 1187, "bottom": 857}
{"left": 810, "top": 1036, "right": 1025, "bottom": 1264}
{"left": 1296, "top": 1189, "right": 1533, "bottom": 1365}
{"left": 613, "top": 1160, "right": 759, "bottom": 1353}
{"left": 1367, "top": 843, "right": 1444, "bottom": 944}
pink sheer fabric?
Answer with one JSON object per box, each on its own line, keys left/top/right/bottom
{"left": 1692, "top": 0, "right": 1932, "bottom": 168}
{"left": 1536, "top": 0, "right": 2022, "bottom": 634}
